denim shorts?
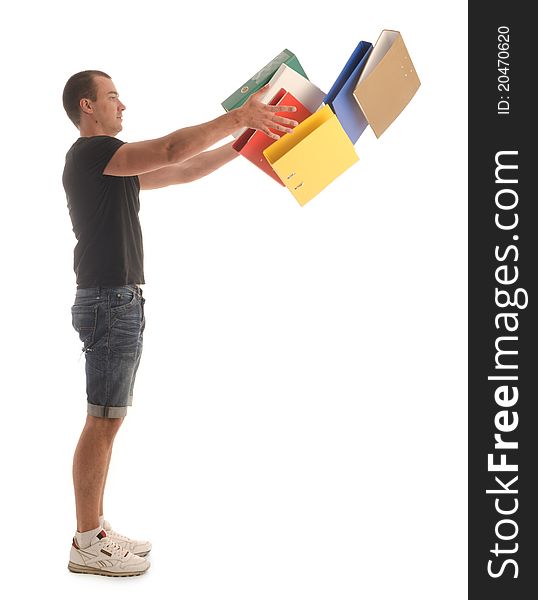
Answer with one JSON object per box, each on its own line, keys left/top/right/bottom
{"left": 71, "top": 284, "right": 146, "bottom": 418}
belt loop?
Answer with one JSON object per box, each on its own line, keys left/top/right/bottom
{"left": 97, "top": 285, "right": 101, "bottom": 299}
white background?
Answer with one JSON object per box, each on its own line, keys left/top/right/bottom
{"left": 0, "top": 1, "right": 467, "bottom": 598}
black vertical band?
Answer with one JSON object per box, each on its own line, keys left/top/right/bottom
{"left": 469, "top": 3, "right": 535, "bottom": 598}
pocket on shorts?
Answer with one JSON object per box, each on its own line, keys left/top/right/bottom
{"left": 109, "top": 293, "right": 143, "bottom": 354}
{"left": 140, "top": 295, "right": 146, "bottom": 334}
{"left": 71, "top": 304, "right": 98, "bottom": 351}
{"left": 109, "top": 290, "right": 137, "bottom": 313}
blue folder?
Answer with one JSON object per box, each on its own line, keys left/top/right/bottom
{"left": 324, "top": 41, "right": 373, "bottom": 144}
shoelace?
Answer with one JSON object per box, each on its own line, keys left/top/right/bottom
{"left": 103, "top": 539, "right": 131, "bottom": 558}
{"left": 108, "top": 529, "right": 130, "bottom": 543}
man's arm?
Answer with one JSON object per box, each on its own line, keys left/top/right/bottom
{"left": 103, "top": 84, "right": 297, "bottom": 177}
{"left": 138, "top": 142, "right": 239, "bottom": 190}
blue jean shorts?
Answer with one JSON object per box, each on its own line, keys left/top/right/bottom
{"left": 71, "top": 284, "right": 146, "bottom": 418}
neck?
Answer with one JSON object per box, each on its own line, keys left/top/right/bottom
{"left": 79, "top": 121, "right": 116, "bottom": 138}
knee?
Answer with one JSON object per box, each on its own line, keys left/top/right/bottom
{"left": 85, "top": 415, "right": 125, "bottom": 439}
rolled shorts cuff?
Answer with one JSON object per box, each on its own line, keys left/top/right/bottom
{"left": 87, "top": 400, "right": 132, "bottom": 419}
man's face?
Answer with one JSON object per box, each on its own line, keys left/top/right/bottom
{"left": 82, "top": 76, "right": 126, "bottom": 135}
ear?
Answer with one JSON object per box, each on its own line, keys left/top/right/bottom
{"left": 79, "top": 98, "right": 93, "bottom": 116}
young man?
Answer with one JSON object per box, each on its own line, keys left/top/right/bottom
{"left": 62, "top": 70, "right": 297, "bottom": 577}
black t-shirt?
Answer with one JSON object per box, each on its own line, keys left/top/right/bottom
{"left": 62, "top": 135, "right": 145, "bottom": 288}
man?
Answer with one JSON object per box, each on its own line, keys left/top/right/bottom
{"left": 62, "top": 69, "right": 298, "bottom": 577}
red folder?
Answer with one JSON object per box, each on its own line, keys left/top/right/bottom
{"left": 232, "top": 89, "right": 312, "bottom": 185}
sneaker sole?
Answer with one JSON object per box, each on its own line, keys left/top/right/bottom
{"left": 68, "top": 561, "right": 150, "bottom": 577}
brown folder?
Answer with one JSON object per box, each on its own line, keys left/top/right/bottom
{"left": 353, "top": 30, "right": 420, "bottom": 138}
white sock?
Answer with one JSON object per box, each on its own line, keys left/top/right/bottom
{"left": 75, "top": 525, "right": 103, "bottom": 549}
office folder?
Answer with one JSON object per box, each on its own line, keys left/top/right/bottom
{"left": 263, "top": 105, "right": 359, "bottom": 206}
{"left": 232, "top": 89, "right": 313, "bottom": 185}
{"left": 353, "top": 30, "right": 420, "bottom": 137}
{"left": 257, "top": 63, "right": 325, "bottom": 113}
{"left": 221, "top": 49, "right": 308, "bottom": 112}
{"left": 323, "top": 40, "right": 373, "bottom": 144}
{"left": 233, "top": 64, "right": 326, "bottom": 138}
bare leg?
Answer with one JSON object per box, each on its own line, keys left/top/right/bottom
{"left": 73, "top": 415, "right": 124, "bottom": 532}
{"left": 99, "top": 445, "right": 113, "bottom": 519}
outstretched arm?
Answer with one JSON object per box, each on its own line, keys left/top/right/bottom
{"left": 103, "top": 84, "right": 297, "bottom": 178}
{"left": 138, "top": 141, "right": 239, "bottom": 190}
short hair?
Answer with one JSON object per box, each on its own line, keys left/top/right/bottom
{"left": 62, "top": 70, "right": 111, "bottom": 129}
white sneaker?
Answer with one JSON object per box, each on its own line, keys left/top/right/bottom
{"left": 68, "top": 529, "right": 150, "bottom": 577}
{"left": 103, "top": 519, "right": 152, "bottom": 557}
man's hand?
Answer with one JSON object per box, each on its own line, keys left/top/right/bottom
{"left": 237, "top": 84, "right": 298, "bottom": 140}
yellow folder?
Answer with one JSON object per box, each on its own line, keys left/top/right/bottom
{"left": 263, "top": 105, "right": 359, "bottom": 206}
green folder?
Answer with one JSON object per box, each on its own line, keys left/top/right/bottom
{"left": 221, "top": 49, "right": 308, "bottom": 112}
